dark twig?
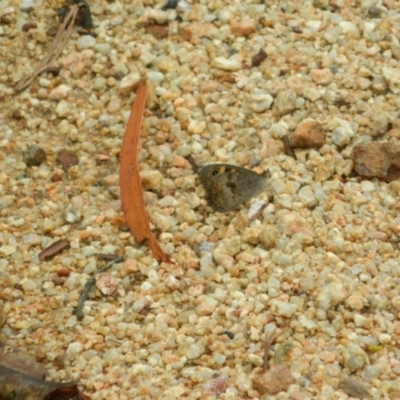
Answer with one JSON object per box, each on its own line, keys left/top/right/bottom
{"left": 14, "top": 5, "right": 79, "bottom": 93}
{"left": 282, "top": 135, "right": 297, "bottom": 160}
{"left": 263, "top": 330, "right": 279, "bottom": 372}
{"left": 75, "top": 257, "right": 123, "bottom": 321}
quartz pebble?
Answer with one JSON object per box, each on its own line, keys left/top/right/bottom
{"left": 119, "top": 72, "right": 141, "bottom": 95}
{"left": 76, "top": 35, "right": 96, "bottom": 50}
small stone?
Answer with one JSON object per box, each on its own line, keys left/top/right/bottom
{"left": 64, "top": 195, "right": 83, "bottom": 223}
{"left": 315, "top": 282, "right": 346, "bottom": 311}
{"left": 55, "top": 100, "right": 70, "bottom": 117}
{"left": 212, "top": 56, "right": 242, "bottom": 71}
{"left": 19, "top": 278, "right": 37, "bottom": 291}
{"left": 230, "top": 18, "right": 257, "bottom": 37}
{"left": 22, "top": 22, "right": 37, "bottom": 31}
{"left": 248, "top": 89, "right": 274, "bottom": 113}
{"left": 260, "top": 225, "right": 279, "bottom": 249}
{"left": 182, "top": 22, "right": 219, "bottom": 41}
{"left": 338, "top": 378, "right": 369, "bottom": 399}
{"left": 66, "top": 342, "right": 83, "bottom": 359}
{"left": 346, "top": 293, "right": 364, "bottom": 311}
{"left": 274, "top": 89, "right": 296, "bottom": 115}
{"left": 0, "top": 245, "right": 16, "bottom": 256}
{"left": 291, "top": 121, "right": 325, "bottom": 148}
{"left": 392, "top": 296, "right": 400, "bottom": 311}
{"left": 187, "top": 343, "right": 204, "bottom": 360}
{"left": 96, "top": 273, "right": 119, "bottom": 296}
{"left": 298, "top": 186, "right": 317, "bottom": 208}
{"left": 76, "top": 35, "right": 96, "bottom": 50}
{"left": 351, "top": 141, "right": 400, "bottom": 182}
{"left": 270, "top": 300, "right": 297, "bottom": 318}
{"left": 195, "top": 295, "right": 218, "bottom": 315}
{"left": 23, "top": 145, "right": 46, "bottom": 166}
{"left": 19, "top": 0, "right": 34, "bottom": 11}
{"left": 61, "top": 52, "right": 87, "bottom": 77}
{"left": 310, "top": 68, "right": 334, "bottom": 85}
{"left": 147, "top": 71, "right": 165, "bottom": 84}
{"left": 343, "top": 343, "right": 368, "bottom": 372}
{"left": 140, "top": 169, "right": 162, "bottom": 191}
{"left": 253, "top": 365, "right": 295, "bottom": 396}
{"left": 331, "top": 121, "right": 354, "bottom": 147}
{"left": 382, "top": 67, "right": 400, "bottom": 94}
{"left": 187, "top": 120, "right": 206, "bottom": 134}
{"left": 48, "top": 84, "right": 71, "bottom": 100}
{"left": 204, "top": 374, "right": 228, "bottom": 396}
{"left": 56, "top": 149, "right": 79, "bottom": 172}
{"left": 119, "top": 72, "right": 141, "bottom": 96}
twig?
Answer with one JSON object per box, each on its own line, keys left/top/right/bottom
{"left": 263, "top": 330, "right": 279, "bottom": 372}
{"left": 75, "top": 257, "right": 123, "bottom": 321}
{"left": 282, "top": 135, "right": 297, "bottom": 160}
{"left": 14, "top": 5, "right": 79, "bottom": 93}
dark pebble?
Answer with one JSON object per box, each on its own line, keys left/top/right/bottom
{"left": 56, "top": 149, "right": 79, "bottom": 171}
{"left": 23, "top": 145, "right": 47, "bottom": 167}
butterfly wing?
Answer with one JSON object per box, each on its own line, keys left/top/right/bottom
{"left": 198, "top": 164, "right": 269, "bottom": 212}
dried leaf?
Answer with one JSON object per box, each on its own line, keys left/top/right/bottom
{"left": 119, "top": 80, "right": 172, "bottom": 263}
{"left": 0, "top": 343, "right": 89, "bottom": 400}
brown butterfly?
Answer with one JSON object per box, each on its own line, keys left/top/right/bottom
{"left": 198, "top": 164, "right": 270, "bottom": 212}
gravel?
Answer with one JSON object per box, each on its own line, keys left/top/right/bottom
{"left": 1, "top": 0, "right": 400, "bottom": 399}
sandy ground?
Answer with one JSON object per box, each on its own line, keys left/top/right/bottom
{"left": 1, "top": 0, "right": 400, "bottom": 399}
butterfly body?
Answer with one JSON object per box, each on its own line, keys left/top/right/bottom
{"left": 198, "top": 164, "right": 270, "bottom": 212}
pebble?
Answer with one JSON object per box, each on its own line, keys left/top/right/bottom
{"left": 23, "top": 144, "right": 46, "bottom": 166}
{"left": 274, "top": 89, "right": 297, "bottom": 115}
{"left": 76, "top": 35, "right": 96, "bottom": 50}
{"left": 0, "top": 245, "right": 16, "bottom": 256}
{"left": 310, "top": 68, "right": 334, "bottom": 85}
{"left": 230, "top": 18, "right": 257, "bottom": 37}
{"left": 118, "top": 72, "right": 141, "bottom": 95}
{"left": 55, "top": 100, "right": 70, "bottom": 117}
{"left": 331, "top": 120, "right": 354, "bottom": 147}
{"left": 48, "top": 84, "right": 71, "bottom": 100}
{"left": 56, "top": 149, "right": 79, "bottom": 172}
{"left": 19, "top": 0, "right": 34, "bottom": 11}
{"left": 338, "top": 378, "right": 369, "bottom": 399}
{"left": 212, "top": 56, "right": 242, "bottom": 71}
{"left": 253, "top": 365, "right": 295, "bottom": 395}
{"left": 96, "top": 273, "right": 119, "bottom": 296}
{"left": 248, "top": 89, "right": 273, "bottom": 113}
{"left": 291, "top": 121, "right": 325, "bottom": 148}
{"left": 315, "top": 282, "right": 346, "bottom": 311}
{"left": 20, "top": 278, "right": 37, "bottom": 291}
{"left": 351, "top": 141, "right": 400, "bottom": 181}
{"left": 382, "top": 67, "right": 400, "bottom": 94}
{"left": 270, "top": 300, "right": 297, "bottom": 318}
{"left": 343, "top": 343, "right": 369, "bottom": 372}
{"left": 66, "top": 342, "right": 83, "bottom": 359}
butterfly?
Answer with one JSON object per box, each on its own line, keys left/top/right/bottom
{"left": 198, "top": 164, "right": 270, "bottom": 212}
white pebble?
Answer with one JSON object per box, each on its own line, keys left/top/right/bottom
{"left": 270, "top": 299, "right": 297, "bottom": 317}
{"left": 66, "top": 342, "right": 83, "bottom": 359}
{"left": 248, "top": 89, "right": 273, "bottom": 113}
{"left": 76, "top": 35, "right": 96, "bottom": 50}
